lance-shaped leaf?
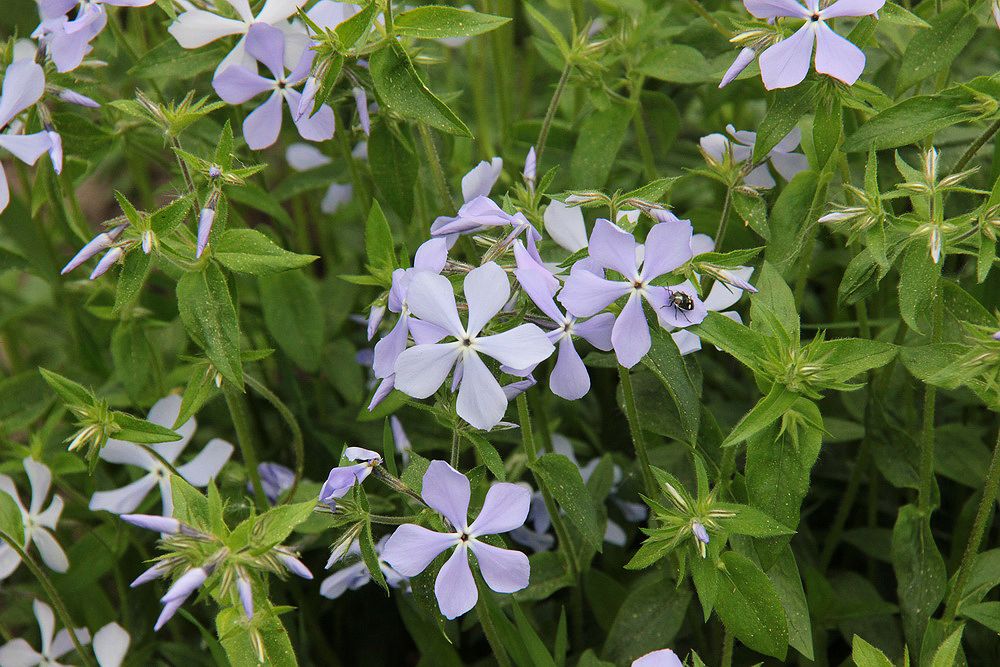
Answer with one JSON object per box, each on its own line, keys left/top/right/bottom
{"left": 394, "top": 7, "right": 510, "bottom": 39}
{"left": 722, "top": 384, "right": 799, "bottom": 448}
{"left": 177, "top": 264, "right": 244, "bottom": 390}
{"left": 213, "top": 229, "right": 318, "bottom": 275}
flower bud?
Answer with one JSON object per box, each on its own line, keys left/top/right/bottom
{"left": 352, "top": 87, "right": 370, "bottom": 135}
{"left": 141, "top": 229, "right": 156, "bottom": 255}
{"left": 237, "top": 574, "right": 254, "bottom": 619}
{"left": 153, "top": 597, "right": 184, "bottom": 632}
{"left": 131, "top": 562, "right": 168, "bottom": 588}
{"left": 277, "top": 552, "right": 313, "bottom": 580}
{"left": 993, "top": 331, "right": 1000, "bottom": 341}
{"left": 196, "top": 207, "right": 216, "bottom": 258}
{"left": 523, "top": 146, "right": 537, "bottom": 185}
{"left": 122, "top": 514, "right": 181, "bottom": 534}
{"left": 61, "top": 224, "right": 126, "bottom": 275}
{"left": 45, "top": 125, "right": 63, "bottom": 174}
{"left": 719, "top": 47, "right": 755, "bottom": 88}
{"left": 161, "top": 567, "right": 209, "bottom": 604}
{"left": 58, "top": 88, "right": 100, "bottom": 108}
{"left": 89, "top": 246, "right": 123, "bottom": 280}
{"left": 367, "top": 304, "right": 385, "bottom": 341}
{"left": 692, "top": 522, "right": 710, "bottom": 544}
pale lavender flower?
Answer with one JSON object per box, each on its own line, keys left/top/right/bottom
{"left": 293, "top": 1, "right": 363, "bottom": 120}
{"left": 93, "top": 622, "right": 130, "bottom": 667}
{"left": 700, "top": 125, "right": 808, "bottom": 188}
{"left": 390, "top": 416, "right": 411, "bottom": 464}
{"left": 196, "top": 204, "right": 216, "bottom": 258}
{"left": 513, "top": 241, "right": 613, "bottom": 400}
{"left": 277, "top": 551, "right": 313, "bottom": 579}
{"left": 168, "top": 0, "right": 311, "bottom": 79}
{"left": 33, "top": 11, "right": 107, "bottom": 73}
{"left": 130, "top": 562, "right": 168, "bottom": 587}
{"left": 558, "top": 218, "right": 703, "bottom": 368}
{"left": 393, "top": 263, "right": 555, "bottom": 430}
{"left": 320, "top": 536, "right": 407, "bottom": 599}
{"left": 121, "top": 514, "right": 182, "bottom": 534}
{"left": 256, "top": 462, "right": 295, "bottom": 504}
{"left": 433, "top": 197, "right": 543, "bottom": 261}
{"left": 0, "top": 600, "right": 90, "bottom": 667}
{"left": 0, "top": 458, "right": 68, "bottom": 579}
{"left": 61, "top": 224, "right": 126, "bottom": 274}
{"left": 89, "top": 394, "right": 234, "bottom": 516}
{"left": 367, "top": 304, "right": 386, "bottom": 340}
{"left": 57, "top": 88, "right": 101, "bottom": 108}
{"left": 352, "top": 87, "right": 371, "bottom": 135}
{"left": 544, "top": 200, "right": 589, "bottom": 253}
{"left": 89, "top": 245, "right": 123, "bottom": 279}
{"left": 429, "top": 157, "right": 503, "bottom": 239}
{"left": 285, "top": 143, "right": 353, "bottom": 214}
{"left": 213, "top": 23, "right": 334, "bottom": 150}
{"left": 632, "top": 649, "right": 683, "bottom": 667}
{"left": 509, "top": 488, "right": 555, "bottom": 552}
{"left": 44, "top": 124, "right": 63, "bottom": 174}
{"left": 692, "top": 521, "right": 710, "bottom": 544}
{"left": 319, "top": 447, "right": 382, "bottom": 509}
{"left": 719, "top": 46, "right": 756, "bottom": 88}
{"left": 992, "top": 331, "right": 1000, "bottom": 341}
{"left": 0, "top": 60, "right": 53, "bottom": 214}
{"left": 381, "top": 461, "right": 530, "bottom": 619}
{"left": 746, "top": 0, "right": 885, "bottom": 90}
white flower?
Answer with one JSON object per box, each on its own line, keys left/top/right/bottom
{"left": 88, "top": 394, "right": 233, "bottom": 516}
{"left": 0, "top": 458, "right": 68, "bottom": 579}
{"left": 0, "top": 600, "right": 89, "bottom": 666}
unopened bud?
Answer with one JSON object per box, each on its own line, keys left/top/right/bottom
{"left": 61, "top": 224, "right": 126, "bottom": 275}
{"left": 196, "top": 207, "right": 216, "bottom": 258}
{"left": 523, "top": 146, "right": 537, "bottom": 185}
{"left": 352, "top": 87, "right": 370, "bottom": 135}
{"left": 719, "top": 47, "right": 755, "bottom": 88}
{"left": 89, "top": 246, "right": 123, "bottom": 280}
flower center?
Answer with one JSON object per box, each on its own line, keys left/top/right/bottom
{"left": 810, "top": 12, "right": 820, "bottom": 21}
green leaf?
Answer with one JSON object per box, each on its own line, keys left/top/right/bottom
{"left": 213, "top": 229, "right": 318, "bottom": 275}
{"left": 177, "top": 264, "right": 244, "bottom": 389}
{"left": 360, "top": 516, "right": 390, "bottom": 594}
{"left": 898, "top": 239, "right": 941, "bottom": 334}
{"left": 365, "top": 200, "right": 395, "bottom": 276}
{"left": 259, "top": 271, "right": 325, "bottom": 372}
{"left": 217, "top": 604, "right": 298, "bottom": 667}
{"left": 369, "top": 122, "right": 418, "bottom": 221}
{"left": 892, "top": 504, "right": 946, "bottom": 653}
{"left": 731, "top": 190, "right": 769, "bottom": 240}
{"left": 691, "top": 312, "right": 767, "bottom": 372}
{"left": 369, "top": 43, "right": 471, "bottom": 137}
{"left": 112, "top": 411, "right": 183, "bottom": 444}
{"left": 637, "top": 45, "right": 719, "bottom": 84}
{"left": 336, "top": 0, "right": 379, "bottom": 47}
{"left": 714, "top": 551, "right": 788, "bottom": 660}
{"left": 929, "top": 626, "right": 964, "bottom": 667}
{"left": 851, "top": 635, "right": 894, "bottom": 667}
{"left": 522, "top": 3, "right": 569, "bottom": 57}
{"left": 39, "top": 368, "right": 94, "bottom": 406}
{"left": 812, "top": 338, "right": 897, "bottom": 383}
{"left": 171, "top": 475, "right": 211, "bottom": 531}
{"left": 764, "top": 171, "right": 820, "bottom": 273}
{"left": 717, "top": 503, "right": 795, "bottom": 538}
{"left": 113, "top": 247, "right": 152, "bottom": 315}
{"left": 844, "top": 92, "right": 978, "bottom": 152}
{"left": 722, "top": 384, "right": 799, "bottom": 448}
{"left": 750, "top": 262, "right": 800, "bottom": 345}
{"left": 640, "top": 327, "right": 701, "bottom": 444}
{"left": 812, "top": 94, "right": 842, "bottom": 168}
{"left": 530, "top": 453, "right": 603, "bottom": 551}
{"left": 767, "top": 546, "right": 814, "bottom": 660}
{"left": 462, "top": 431, "right": 506, "bottom": 481}
{"left": 0, "top": 492, "right": 23, "bottom": 545}
{"left": 753, "top": 83, "right": 816, "bottom": 163}
{"left": 393, "top": 6, "right": 510, "bottom": 38}
{"left": 602, "top": 574, "right": 691, "bottom": 663}
{"left": 896, "top": 5, "right": 977, "bottom": 93}
{"left": 961, "top": 601, "right": 1000, "bottom": 633}
{"left": 253, "top": 501, "right": 316, "bottom": 549}
{"left": 570, "top": 102, "right": 634, "bottom": 189}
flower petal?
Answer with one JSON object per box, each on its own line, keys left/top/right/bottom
{"left": 758, "top": 23, "right": 815, "bottom": 90}
{"left": 588, "top": 219, "right": 640, "bottom": 279}
{"left": 742, "top": 0, "right": 811, "bottom": 18}
{"left": 394, "top": 343, "right": 461, "bottom": 399}
{"left": 549, "top": 337, "right": 591, "bottom": 400}
{"left": 147, "top": 394, "right": 196, "bottom": 458}
{"left": 381, "top": 524, "right": 457, "bottom": 577}
{"left": 769, "top": 151, "right": 809, "bottom": 182}
{"left": 176, "top": 438, "right": 234, "bottom": 486}
{"left": 255, "top": 0, "right": 308, "bottom": 24}
{"left": 93, "top": 622, "right": 130, "bottom": 667}
{"left": 213, "top": 65, "right": 273, "bottom": 104}
{"left": 24, "top": 458, "right": 52, "bottom": 516}
{"left": 435, "top": 543, "right": 477, "bottom": 619}
{"left": 0, "top": 133, "right": 52, "bottom": 166}
{"left": 286, "top": 142, "right": 331, "bottom": 170}
{"left": 513, "top": 241, "right": 562, "bottom": 323}
{"left": 50, "top": 628, "right": 91, "bottom": 661}
{"left": 372, "top": 313, "right": 410, "bottom": 379}
{"left": 319, "top": 562, "right": 370, "bottom": 599}
{"left": 35, "top": 495, "right": 64, "bottom": 529}
{"left": 413, "top": 237, "right": 449, "bottom": 273}
{"left": 33, "top": 528, "right": 68, "bottom": 573}
{"left": 468, "top": 483, "right": 530, "bottom": 536}
{"left": 704, "top": 267, "right": 754, "bottom": 311}
{"left": 243, "top": 91, "right": 284, "bottom": 150}
{"left": 168, "top": 10, "right": 245, "bottom": 48}
{"left": 543, "top": 200, "right": 588, "bottom": 252}
{"left": 0, "top": 639, "right": 42, "bottom": 667}
{"left": 0, "top": 60, "right": 46, "bottom": 128}
{"left": 285, "top": 91, "right": 336, "bottom": 142}
{"left": 422, "top": 460, "right": 472, "bottom": 530}
{"left": 475, "top": 324, "right": 554, "bottom": 370}
{"left": 557, "top": 269, "right": 630, "bottom": 318}
{"left": 640, "top": 218, "right": 693, "bottom": 281}
{"left": 744, "top": 163, "right": 777, "bottom": 189}
{"left": 820, "top": 0, "right": 885, "bottom": 18}
{"left": 814, "top": 23, "right": 866, "bottom": 86}
{"left": 469, "top": 541, "right": 529, "bottom": 594}
{"left": 245, "top": 22, "right": 286, "bottom": 79}
{"left": 611, "top": 293, "right": 650, "bottom": 369}
{"left": 464, "top": 262, "right": 510, "bottom": 338}
{"left": 405, "top": 271, "right": 465, "bottom": 337}
{"left": 573, "top": 312, "right": 615, "bottom": 351}
{"left": 456, "top": 352, "right": 510, "bottom": 431}
{"left": 461, "top": 157, "right": 503, "bottom": 202}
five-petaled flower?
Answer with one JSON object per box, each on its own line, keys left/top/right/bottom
{"left": 213, "top": 22, "right": 334, "bottom": 150}
{"left": 393, "top": 262, "right": 555, "bottom": 430}
{"left": 0, "top": 60, "right": 53, "bottom": 215}
{"left": 746, "top": 0, "right": 886, "bottom": 90}
{"left": 381, "top": 461, "right": 530, "bottom": 619}
{"left": 558, "top": 218, "right": 704, "bottom": 368}
{"left": 0, "top": 599, "right": 89, "bottom": 667}
{"left": 320, "top": 537, "right": 408, "bottom": 599}
{"left": 0, "top": 458, "right": 68, "bottom": 579}
{"left": 319, "top": 446, "right": 383, "bottom": 509}
{"left": 88, "top": 394, "right": 233, "bottom": 516}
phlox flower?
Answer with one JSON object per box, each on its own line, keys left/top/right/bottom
{"left": 318, "top": 447, "right": 382, "bottom": 509}
{"left": 0, "top": 60, "right": 53, "bottom": 214}
{"left": 512, "top": 241, "right": 614, "bottom": 400}
{"left": 430, "top": 156, "right": 503, "bottom": 238}
{"left": 255, "top": 461, "right": 295, "bottom": 504}
{"left": 558, "top": 218, "right": 704, "bottom": 369}
{"left": 0, "top": 458, "right": 68, "bottom": 578}
{"left": 285, "top": 143, "right": 353, "bottom": 213}
{"left": 168, "top": 0, "right": 308, "bottom": 78}
{"left": 319, "top": 537, "right": 407, "bottom": 599}
{"left": 213, "top": 23, "right": 335, "bottom": 150}
{"left": 381, "top": 461, "right": 530, "bottom": 619}
{"left": 632, "top": 648, "right": 683, "bottom": 667}
{"left": 543, "top": 199, "right": 589, "bottom": 253}
{"left": 92, "top": 622, "right": 130, "bottom": 667}
{"left": 391, "top": 416, "right": 412, "bottom": 464}
{"left": 88, "top": 394, "right": 234, "bottom": 516}
{"left": 746, "top": 0, "right": 886, "bottom": 90}
{"left": 393, "top": 262, "right": 555, "bottom": 430}
{"left": 433, "top": 196, "right": 543, "bottom": 261}
{"left": 509, "top": 488, "right": 555, "bottom": 552}
{"left": 0, "top": 600, "right": 89, "bottom": 667}
{"left": 667, "top": 234, "right": 755, "bottom": 355}
{"left": 33, "top": 7, "right": 107, "bottom": 73}
{"left": 700, "top": 125, "right": 808, "bottom": 188}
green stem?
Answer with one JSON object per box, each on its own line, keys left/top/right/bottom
{"left": 534, "top": 62, "right": 572, "bottom": 169}
{"left": 720, "top": 627, "right": 734, "bottom": 667}
{"left": 223, "top": 387, "right": 268, "bottom": 509}
{"left": 369, "top": 513, "right": 424, "bottom": 525}
{"left": 516, "top": 394, "right": 580, "bottom": 576}
{"left": 950, "top": 117, "right": 1000, "bottom": 174}
{"left": 450, "top": 424, "right": 461, "bottom": 469}
{"left": 630, "top": 76, "right": 657, "bottom": 182}
{"left": 685, "top": 0, "right": 732, "bottom": 38}
{"left": 918, "top": 295, "right": 943, "bottom": 514}
{"left": 618, "top": 366, "right": 656, "bottom": 497}
{"left": 943, "top": 426, "right": 1000, "bottom": 621}
{"left": 0, "top": 531, "right": 96, "bottom": 667}
{"left": 418, "top": 124, "right": 454, "bottom": 213}
{"left": 714, "top": 188, "right": 733, "bottom": 251}
{"left": 245, "top": 376, "right": 304, "bottom": 504}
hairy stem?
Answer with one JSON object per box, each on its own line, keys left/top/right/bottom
{"left": 245, "top": 375, "right": 305, "bottom": 504}
{"left": 918, "top": 295, "right": 943, "bottom": 513}
{"left": 715, "top": 187, "right": 734, "bottom": 251}
{"left": 943, "top": 426, "right": 1000, "bottom": 621}
{"left": 223, "top": 387, "right": 267, "bottom": 509}
{"left": 418, "top": 124, "right": 454, "bottom": 213}
{"left": 534, "top": 62, "right": 572, "bottom": 169}
{"left": 0, "top": 531, "right": 96, "bottom": 667}
{"left": 618, "top": 366, "right": 656, "bottom": 497}
{"left": 950, "top": 117, "right": 1000, "bottom": 174}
